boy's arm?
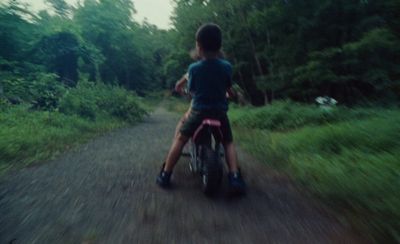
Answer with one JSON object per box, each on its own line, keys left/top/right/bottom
{"left": 175, "top": 73, "right": 188, "bottom": 94}
{"left": 226, "top": 64, "right": 236, "bottom": 98}
{"left": 226, "top": 87, "right": 236, "bottom": 99}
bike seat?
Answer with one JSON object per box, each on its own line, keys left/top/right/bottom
{"left": 201, "top": 119, "right": 221, "bottom": 127}
{"left": 193, "top": 119, "right": 223, "bottom": 143}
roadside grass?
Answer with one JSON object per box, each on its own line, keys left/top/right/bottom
{"left": 0, "top": 106, "right": 125, "bottom": 175}
{"left": 229, "top": 101, "right": 379, "bottom": 131}
{"left": 140, "top": 90, "right": 167, "bottom": 111}
{"left": 0, "top": 82, "right": 148, "bottom": 176}
{"left": 163, "top": 96, "right": 190, "bottom": 114}
{"left": 230, "top": 103, "right": 400, "bottom": 242}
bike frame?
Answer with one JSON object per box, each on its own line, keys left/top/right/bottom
{"left": 189, "top": 120, "right": 223, "bottom": 174}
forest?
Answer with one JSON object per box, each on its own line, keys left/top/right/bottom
{"left": 1, "top": 0, "right": 399, "bottom": 106}
{"left": 0, "top": 0, "right": 399, "bottom": 242}
{"left": 168, "top": 0, "right": 400, "bottom": 105}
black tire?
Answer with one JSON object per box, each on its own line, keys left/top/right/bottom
{"left": 200, "top": 146, "right": 223, "bottom": 195}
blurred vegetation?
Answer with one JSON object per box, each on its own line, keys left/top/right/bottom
{"left": 229, "top": 103, "right": 400, "bottom": 242}
{"left": 1, "top": 0, "right": 399, "bottom": 241}
{"left": 139, "top": 90, "right": 170, "bottom": 111}
{"left": 230, "top": 101, "right": 377, "bottom": 131}
{"left": 59, "top": 81, "right": 147, "bottom": 123}
{"left": 0, "top": 106, "right": 120, "bottom": 174}
{"left": 0, "top": 0, "right": 158, "bottom": 174}
{"left": 0, "top": 0, "right": 169, "bottom": 92}
{"left": 1, "top": 0, "right": 399, "bottom": 105}
{"left": 163, "top": 96, "right": 191, "bottom": 114}
{"left": 169, "top": 0, "right": 400, "bottom": 106}
{"left": 0, "top": 79, "right": 147, "bottom": 175}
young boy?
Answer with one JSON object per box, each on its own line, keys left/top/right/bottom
{"left": 173, "top": 49, "right": 224, "bottom": 139}
{"left": 157, "top": 23, "right": 246, "bottom": 193}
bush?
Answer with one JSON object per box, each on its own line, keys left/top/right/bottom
{"left": 0, "top": 105, "right": 123, "bottom": 174}
{"left": 59, "top": 81, "right": 147, "bottom": 122}
{"left": 0, "top": 81, "right": 148, "bottom": 175}
{"left": 232, "top": 104, "right": 400, "bottom": 242}
{"left": 278, "top": 115, "right": 400, "bottom": 242}
{"left": 30, "top": 73, "right": 66, "bottom": 110}
{"left": 1, "top": 72, "right": 66, "bottom": 110}
{"left": 0, "top": 97, "right": 10, "bottom": 111}
{"left": 164, "top": 96, "right": 190, "bottom": 114}
{"left": 101, "top": 91, "right": 146, "bottom": 123}
{"left": 59, "top": 82, "right": 98, "bottom": 119}
{"left": 1, "top": 75, "right": 30, "bottom": 104}
{"left": 230, "top": 101, "right": 377, "bottom": 131}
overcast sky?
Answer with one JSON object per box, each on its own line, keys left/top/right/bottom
{"left": 0, "top": 0, "right": 174, "bottom": 29}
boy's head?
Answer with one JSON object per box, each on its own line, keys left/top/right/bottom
{"left": 196, "top": 23, "right": 222, "bottom": 55}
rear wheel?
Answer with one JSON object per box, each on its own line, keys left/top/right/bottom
{"left": 200, "top": 146, "right": 223, "bottom": 195}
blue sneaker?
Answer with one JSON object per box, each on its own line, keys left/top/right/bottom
{"left": 156, "top": 164, "right": 172, "bottom": 188}
{"left": 228, "top": 171, "right": 246, "bottom": 195}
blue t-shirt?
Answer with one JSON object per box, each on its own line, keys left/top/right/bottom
{"left": 188, "top": 58, "right": 232, "bottom": 111}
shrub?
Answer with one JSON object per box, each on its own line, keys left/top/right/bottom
{"left": 1, "top": 75, "right": 30, "bottom": 104}
{"left": 164, "top": 96, "right": 190, "bottom": 114}
{"left": 101, "top": 90, "right": 147, "bottom": 123}
{"left": 1, "top": 72, "right": 66, "bottom": 110}
{"left": 30, "top": 73, "right": 66, "bottom": 110}
{"left": 59, "top": 82, "right": 98, "bottom": 119}
{"left": 232, "top": 105, "right": 400, "bottom": 242}
{"left": 0, "top": 97, "right": 10, "bottom": 111}
{"left": 59, "top": 81, "right": 147, "bottom": 122}
{"left": 278, "top": 115, "right": 400, "bottom": 242}
{"left": 0, "top": 105, "right": 123, "bottom": 173}
{"left": 230, "top": 101, "right": 377, "bottom": 131}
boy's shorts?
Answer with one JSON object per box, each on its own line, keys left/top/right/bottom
{"left": 180, "top": 109, "right": 233, "bottom": 143}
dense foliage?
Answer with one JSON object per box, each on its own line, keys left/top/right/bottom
{"left": 2, "top": 0, "right": 399, "bottom": 105}
{"left": 0, "top": 80, "right": 147, "bottom": 173}
{"left": 59, "top": 81, "right": 147, "bottom": 122}
{"left": 230, "top": 101, "right": 376, "bottom": 131}
{"left": 1, "top": 1, "right": 399, "bottom": 241}
{"left": 0, "top": 0, "right": 168, "bottom": 97}
{"left": 0, "top": 0, "right": 152, "bottom": 172}
{"left": 0, "top": 108, "right": 116, "bottom": 174}
{"left": 167, "top": 0, "right": 400, "bottom": 105}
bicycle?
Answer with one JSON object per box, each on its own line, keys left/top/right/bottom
{"left": 183, "top": 118, "right": 225, "bottom": 195}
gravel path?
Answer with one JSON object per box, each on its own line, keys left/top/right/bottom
{"left": 0, "top": 107, "right": 367, "bottom": 244}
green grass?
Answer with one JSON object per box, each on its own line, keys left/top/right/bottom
{"left": 160, "top": 97, "right": 399, "bottom": 241}
{"left": 0, "top": 105, "right": 127, "bottom": 175}
{"left": 229, "top": 100, "right": 379, "bottom": 131}
{"left": 230, "top": 103, "right": 400, "bottom": 243}
{"left": 163, "top": 96, "right": 191, "bottom": 114}
{"left": 0, "top": 82, "right": 149, "bottom": 176}
{"left": 140, "top": 90, "right": 167, "bottom": 111}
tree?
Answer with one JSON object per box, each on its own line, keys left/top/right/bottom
{"left": 33, "top": 32, "right": 80, "bottom": 86}
{"left": 166, "top": 0, "right": 400, "bottom": 104}
{"left": 45, "top": 0, "right": 71, "bottom": 18}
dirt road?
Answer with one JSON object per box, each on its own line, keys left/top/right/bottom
{"left": 0, "top": 107, "right": 366, "bottom": 243}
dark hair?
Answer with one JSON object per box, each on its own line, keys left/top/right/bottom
{"left": 196, "top": 23, "right": 222, "bottom": 52}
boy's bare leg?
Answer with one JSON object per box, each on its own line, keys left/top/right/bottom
{"left": 174, "top": 109, "right": 191, "bottom": 138}
{"left": 174, "top": 117, "right": 185, "bottom": 139}
{"left": 164, "top": 133, "right": 189, "bottom": 172}
{"left": 223, "top": 142, "right": 239, "bottom": 172}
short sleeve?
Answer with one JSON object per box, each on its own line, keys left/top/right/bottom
{"left": 187, "top": 65, "right": 195, "bottom": 92}
{"left": 226, "top": 63, "right": 233, "bottom": 88}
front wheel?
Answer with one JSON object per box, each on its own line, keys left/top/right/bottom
{"left": 200, "top": 146, "right": 223, "bottom": 195}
